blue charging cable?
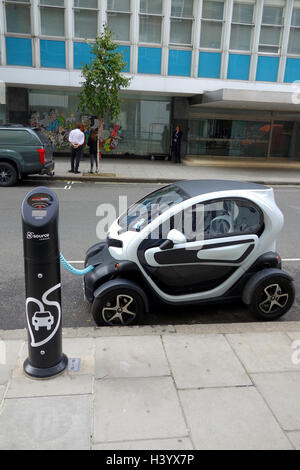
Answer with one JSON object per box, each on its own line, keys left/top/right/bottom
{"left": 60, "top": 253, "right": 95, "bottom": 276}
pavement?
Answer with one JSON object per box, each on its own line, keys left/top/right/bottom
{"left": 1, "top": 321, "right": 300, "bottom": 450}
{"left": 27, "top": 155, "right": 300, "bottom": 185}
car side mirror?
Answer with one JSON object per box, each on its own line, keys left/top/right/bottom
{"left": 167, "top": 229, "right": 187, "bottom": 245}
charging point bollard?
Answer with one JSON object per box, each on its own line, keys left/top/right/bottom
{"left": 22, "top": 187, "right": 68, "bottom": 379}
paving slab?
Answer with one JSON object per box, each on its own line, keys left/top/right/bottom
{"left": 93, "top": 377, "right": 188, "bottom": 443}
{"left": 226, "top": 332, "right": 298, "bottom": 373}
{"left": 179, "top": 387, "right": 292, "bottom": 450}
{"left": 0, "top": 386, "right": 5, "bottom": 405}
{"left": 251, "top": 371, "right": 300, "bottom": 431}
{"left": 93, "top": 437, "right": 194, "bottom": 450}
{"left": 0, "top": 340, "right": 24, "bottom": 386}
{"left": 0, "top": 395, "right": 92, "bottom": 450}
{"left": 163, "top": 334, "right": 250, "bottom": 389}
{"left": 6, "top": 374, "right": 93, "bottom": 398}
{"left": 286, "top": 432, "right": 300, "bottom": 450}
{"left": 95, "top": 336, "right": 170, "bottom": 379}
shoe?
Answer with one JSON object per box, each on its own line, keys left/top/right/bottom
{"left": 68, "top": 170, "right": 74, "bottom": 173}
{"left": 74, "top": 171, "right": 80, "bottom": 174}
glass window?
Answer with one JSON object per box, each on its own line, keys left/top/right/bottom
{"left": 74, "top": 0, "right": 98, "bottom": 7}
{"left": 74, "top": 10, "right": 97, "bottom": 39}
{"left": 40, "top": 7, "right": 65, "bottom": 36}
{"left": 140, "top": 0, "right": 162, "bottom": 15}
{"left": 288, "top": 8, "right": 300, "bottom": 54}
{"left": 171, "top": 0, "right": 194, "bottom": 18}
{"left": 107, "top": 0, "right": 130, "bottom": 11}
{"left": 203, "top": 199, "right": 263, "bottom": 239}
{"left": 40, "top": 0, "right": 64, "bottom": 5}
{"left": 259, "top": 5, "right": 283, "bottom": 53}
{"left": 139, "top": 15, "right": 162, "bottom": 43}
{"left": 0, "top": 129, "right": 39, "bottom": 145}
{"left": 230, "top": 3, "right": 253, "bottom": 51}
{"left": 200, "top": 1, "right": 224, "bottom": 49}
{"left": 170, "top": 19, "right": 193, "bottom": 44}
{"left": 200, "top": 21, "right": 223, "bottom": 48}
{"left": 107, "top": 13, "right": 130, "bottom": 41}
{"left": 6, "top": 2, "right": 31, "bottom": 34}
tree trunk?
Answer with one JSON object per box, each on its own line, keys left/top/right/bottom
{"left": 97, "top": 116, "right": 103, "bottom": 174}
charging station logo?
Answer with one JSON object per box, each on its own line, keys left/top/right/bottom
{"left": 0, "top": 341, "right": 6, "bottom": 365}
{"left": 26, "top": 284, "right": 61, "bottom": 348}
{"left": 27, "top": 232, "right": 50, "bottom": 241}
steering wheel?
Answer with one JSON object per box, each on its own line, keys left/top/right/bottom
{"left": 209, "top": 215, "right": 233, "bottom": 235}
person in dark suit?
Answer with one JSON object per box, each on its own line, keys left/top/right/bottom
{"left": 171, "top": 126, "right": 183, "bottom": 163}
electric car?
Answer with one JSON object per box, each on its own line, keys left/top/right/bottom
{"left": 84, "top": 180, "right": 295, "bottom": 326}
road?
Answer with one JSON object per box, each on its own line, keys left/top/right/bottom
{"left": 1, "top": 179, "right": 300, "bottom": 330}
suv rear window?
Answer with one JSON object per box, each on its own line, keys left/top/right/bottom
{"left": 0, "top": 129, "right": 40, "bottom": 145}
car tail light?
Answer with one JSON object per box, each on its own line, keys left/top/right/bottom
{"left": 38, "top": 148, "right": 45, "bottom": 164}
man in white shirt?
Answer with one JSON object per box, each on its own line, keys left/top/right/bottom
{"left": 68, "top": 123, "right": 85, "bottom": 173}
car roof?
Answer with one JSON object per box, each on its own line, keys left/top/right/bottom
{"left": 173, "top": 180, "right": 269, "bottom": 199}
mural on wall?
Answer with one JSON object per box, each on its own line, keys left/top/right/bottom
{"left": 29, "top": 109, "right": 123, "bottom": 153}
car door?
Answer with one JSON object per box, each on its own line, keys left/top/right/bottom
{"left": 139, "top": 198, "right": 264, "bottom": 296}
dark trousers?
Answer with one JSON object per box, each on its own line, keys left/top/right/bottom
{"left": 172, "top": 145, "right": 181, "bottom": 163}
{"left": 70, "top": 146, "right": 81, "bottom": 172}
{"left": 90, "top": 152, "right": 98, "bottom": 170}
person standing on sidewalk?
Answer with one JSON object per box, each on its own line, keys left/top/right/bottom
{"left": 68, "top": 123, "right": 85, "bottom": 174}
{"left": 87, "top": 129, "right": 98, "bottom": 173}
{"left": 171, "top": 125, "right": 183, "bottom": 164}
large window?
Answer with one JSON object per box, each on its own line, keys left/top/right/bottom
{"left": 259, "top": 5, "right": 283, "bottom": 53}
{"left": 74, "top": 0, "right": 98, "bottom": 39}
{"left": 40, "top": 0, "right": 65, "bottom": 37}
{"left": 288, "top": 8, "right": 300, "bottom": 55}
{"left": 200, "top": 1, "right": 224, "bottom": 49}
{"left": 170, "top": 0, "right": 194, "bottom": 45}
{"left": 139, "top": 0, "right": 163, "bottom": 44}
{"left": 230, "top": 2, "right": 254, "bottom": 51}
{"left": 5, "top": 0, "right": 31, "bottom": 35}
{"left": 107, "top": 0, "right": 131, "bottom": 42}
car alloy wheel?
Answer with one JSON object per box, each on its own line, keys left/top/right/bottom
{"left": 102, "top": 294, "right": 137, "bottom": 326}
{"left": 258, "top": 283, "right": 289, "bottom": 314}
{"left": 0, "top": 163, "right": 17, "bottom": 187}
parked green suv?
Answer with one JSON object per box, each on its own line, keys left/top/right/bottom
{"left": 0, "top": 125, "right": 55, "bottom": 187}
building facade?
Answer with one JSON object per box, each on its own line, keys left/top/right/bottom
{"left": 0, "top": 0, "right": 300, "bottom": 159}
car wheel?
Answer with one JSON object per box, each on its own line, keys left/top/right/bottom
{"left": 92, "top": 288, "right": 145, "bottom": 326}
{"left": 0, "top": 162, "right": 18, "bottom": 187}
{"left": 248, "top": 276, "right": 295, "bottom": 320}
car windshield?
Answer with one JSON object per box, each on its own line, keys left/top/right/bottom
{"left": 118, "top": 184, "right": 190, "bottom": 232}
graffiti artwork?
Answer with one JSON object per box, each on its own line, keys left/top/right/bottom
{"left": 29, "top": 109, "right": 123, "bottom": 153}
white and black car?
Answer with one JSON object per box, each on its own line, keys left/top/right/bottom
{"left": 84, "top": 180, "right": 295, "bottom": 326}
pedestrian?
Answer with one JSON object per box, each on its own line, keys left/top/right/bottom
{"left": 171, "top": 125, "right": 183, "bottom": 163}
{"left": 87, "top": 128, "right": 98, "bottom": 173}
{"left": 68, "top": 123, "right": 85, "bottom": 174}
{"left": 80, "top": 123, "right": 86, "bottom": 161}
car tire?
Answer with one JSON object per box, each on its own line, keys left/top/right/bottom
{"left": 248, "top": 275, "right": 295, "bottom": 321}
{"left": 0, "top": 162, "right": 18, "bottom": 187}
{"left": 92, "top": 287, "right": 145, "bottom": 326}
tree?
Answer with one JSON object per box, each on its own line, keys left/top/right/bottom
{"left": 78, "top": 26, "right": 131, "bottom": 173}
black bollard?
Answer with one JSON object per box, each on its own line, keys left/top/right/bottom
{"left": 22, "top": 187, "right": 68, "bottom": 379}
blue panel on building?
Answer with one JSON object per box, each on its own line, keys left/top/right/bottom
{"left": 256, "top": 56, "right": 279, "bottom": 82}
{"left": 6, "top": 37, "right": 32, "bottom": 66}
{"left": 168, "top": 49, "right": 192, "bottom": 77}
{"left": 198, "top": 52, "right": 221, "bottom": 78}
{"left": 284, "top": 58, "right": 300, "bottom": 83}
{"left": 138, "top": 47, "right": 162, "bottom": 74}
{"left": 117, "top": 45, "right": 130, "bottom": 73}
{"left": 40, "top": 40, "right": 66, "bottom": 68}
{"left": 227, "top": 54, "right": 250, "bottom": 80}
{"left": 74, "top": 42, "right": 94, "bottom": 69}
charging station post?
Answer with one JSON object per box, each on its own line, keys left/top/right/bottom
{"left": 21, "top": 187, "right": 68, "bottom": 379}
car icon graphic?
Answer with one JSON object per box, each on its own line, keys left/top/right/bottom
{"left": 32, "top": 311, "right": 54, "bottom": 331}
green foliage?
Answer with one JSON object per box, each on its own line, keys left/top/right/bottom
{"left": 78, "top": 26, "right": 131, "bottom": 121}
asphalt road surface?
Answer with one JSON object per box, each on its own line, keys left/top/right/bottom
{"left": 1, "top": 179, "right": 300, "bottom": 330}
